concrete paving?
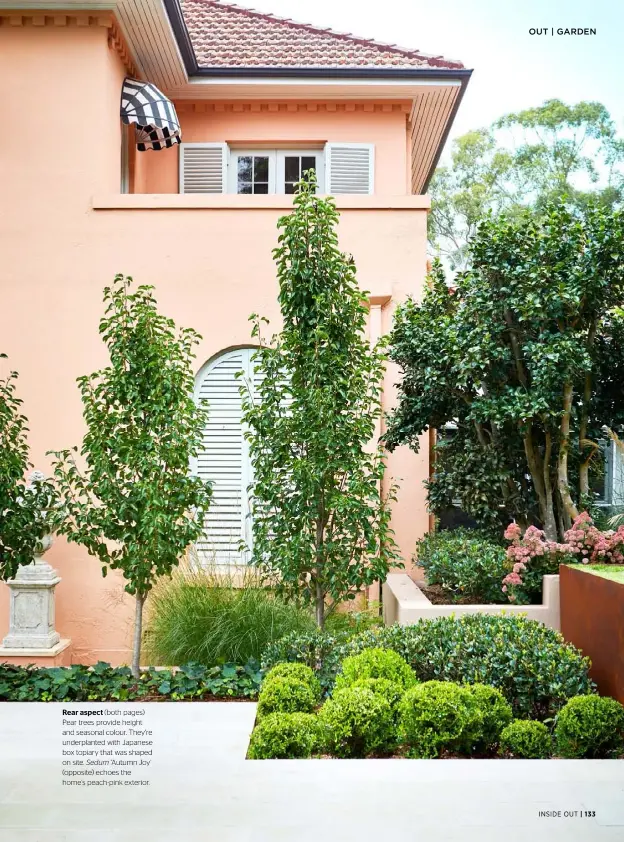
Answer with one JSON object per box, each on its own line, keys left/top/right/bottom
{"left": 1, "top": 702, "right": 623, "bottom": 841}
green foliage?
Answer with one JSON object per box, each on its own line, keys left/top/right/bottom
{"left": 319, "top": 685, "right": 396, "bottom": 758}
{"left": 270, "top": 615, "right": 594, "bottom": 719}
{"left": 144, "top": 562, "right": 315, "bottom": 666}
{"left": 555, "top": 695, "right": 624, "bottom": 758}
{"left": 334, "top": 648, "right": 416, "bottom": 692}
{"left": 465, "top": 683, "right": 512, "bottom": 747}
{"left": 499, "top": 720, "right": 552, "bottom": 759}
{"left": 241, "top": 175, "right": 400, "bottom": 627}
{"left": 387, "top": 202, "right": 624, "bottom": 540}
{"left": 415, "top": 528, "right": 508, "bottom": 603}
{"left": 349, "top": 678, "right": 405, "bottom": 718}
{"left": 50, "top": 275, "right": 212, "bottom": 675}
{"left": 0, "top": 660, "right": 262, "bottom": 702}
{"left": 261, "top": 629, "right": 351, "bottom": 695}
{"left": 247, "top": 712, "right": 324, "bottom": 759}
{"left": 399, "top": 681, "right": 483, "bottom": 758}
{"left": 256, "top": 676, "right": 319, "bottom": 719}
{"left": 262, "top": 662, "right": 321, "bottom": 698}
{"left": 0, "top": 357, "right": 60, "bottom": 580}
{"left": 430, "top": 99, "right": 624, "bottom": 269}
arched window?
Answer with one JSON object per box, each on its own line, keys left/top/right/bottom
{"left": 194, "top": 347, "right": 260, "bottom": 564}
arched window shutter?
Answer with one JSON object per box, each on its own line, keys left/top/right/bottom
{"left": 195, "top": 348, "right": 257, "bottom": 564}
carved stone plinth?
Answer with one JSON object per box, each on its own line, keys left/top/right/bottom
{"left": 2, "top": 536, "right": 62, "bottom": 650}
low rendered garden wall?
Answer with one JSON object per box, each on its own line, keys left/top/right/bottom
{"left": 560, "top": 564, "right": 624, "bottom": 704}
{"left": 383, "top": 574, "right": 560, "bottom": 630}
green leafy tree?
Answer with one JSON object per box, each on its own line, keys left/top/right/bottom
{"left": 430, "top": 100, "right": 624, "bottom": 269}
{"left": 387, "top": 201, "right": 624, "bottom": 540}
{"left": 0, "top": 357, "right": 58, "bottom": 580}
{"left": 241, "top": 176, "right": 400, "bottom": 627}
{"left": 51, "top": 276, "right": 212, "bottom": 676}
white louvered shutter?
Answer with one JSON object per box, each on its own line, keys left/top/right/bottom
{"left": 324, "top": 143, "right": 374, "bottom": 194}
{"left": 179, "top": 143, "right": 228, "bottom": 194}
{"left": 195, "top": 349, "right": 261, "bottom": 564}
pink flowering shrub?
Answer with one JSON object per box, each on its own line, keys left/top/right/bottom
{"left": 502, "top": 514, "right": 624, "bottom": 604}
{"left": 502, "top": 524, "right": 573, "bottom": 604}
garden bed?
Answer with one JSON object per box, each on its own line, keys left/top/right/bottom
{"left": 560, "top": 563, "right": 624, "bottom": 704}
{"left": 383, "top": 573, "right": 560, "bottom": 629}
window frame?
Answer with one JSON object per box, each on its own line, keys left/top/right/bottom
{"left": 227, "top": 147, "right": 324, "bottom": 195}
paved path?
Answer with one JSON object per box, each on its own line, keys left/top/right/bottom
{"left": 1, "top": 702, "right": 623, "bottom": 841}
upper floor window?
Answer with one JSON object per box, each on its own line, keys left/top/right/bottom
{"left": 228, "top": 149, "right": 323, "bottom": 195}
{"left": 179, "top": 142, "right": 374, "bottom": 196}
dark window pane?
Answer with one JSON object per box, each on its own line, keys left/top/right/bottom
{"left": 284, "top": 156, "right": 300, "bottom": 183}
{"left": 253, "top": 156, "right": 269, "bottom": 181}
{"left": 238, "top": 181, "right": 252, "bottom": 194}
{"left": 237, "top": 156, "right": 252, "bottom": 180}
{"left": 285, "top": 182, "right": 296, "bottom": 194}
{"left": 254, "top": 182, "right": 269, "bottom": 194}
{"left": 302, "top": 156, "right": 316, "bottom": 174}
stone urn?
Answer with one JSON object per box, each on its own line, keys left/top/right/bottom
{"left": 1, "top": 534, "right": 63, "bottom": 652}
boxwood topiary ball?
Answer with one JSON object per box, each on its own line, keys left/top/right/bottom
{"left": 248, "top": 712, "right": 324, "bottom": 759}
{"left": 399, "top": 680, "right": 483, "bottom": 758}
{"left": 499, "top": 719, "right": 552, "bottom": 759}
{"left": 555, "top": 695, "right": 624, "bottom": 759}
{"left": 334, "top": 647, "right": 417, "bottom": 692}
{"left": 465, "top": 683, "right": 513, "bottom": 747}
{"left": 319, "top": 685, "right": 396, "bottom": 758}
{"left": 257, "top": 676, "right": 319, "bottom": 719}
{"left": 262, "top": 662, "right": 321, "bottom": 698}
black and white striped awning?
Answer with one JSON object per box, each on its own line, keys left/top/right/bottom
{"left": 120, "top": 77, "right": 181, "bottom": 152}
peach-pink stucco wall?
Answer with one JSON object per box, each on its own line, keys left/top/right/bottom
{"left": 0, "top": 23, "right": 429, "bottom": 665}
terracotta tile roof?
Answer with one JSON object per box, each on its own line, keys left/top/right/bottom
{"left": 181, "top": 0, "right": 464, "bottom": 70}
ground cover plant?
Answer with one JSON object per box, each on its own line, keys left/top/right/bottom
{"left": 0, "top": 661, "right": 262, "bottom": 702}
{"left": 262, "top": 615, "right": 594, "bottom": 718}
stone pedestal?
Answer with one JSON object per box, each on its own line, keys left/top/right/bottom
{"left": 1, "top": 537, "right": 62, "bottom": 651}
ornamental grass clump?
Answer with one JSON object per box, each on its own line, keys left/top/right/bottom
{"left": 248, "top": 712, "right": 324, "bottom": 759}
{"left": 319, "top": 685, "right": 396, "bottom": 758}
{"left": 399, "top": 681, "right": 483, "bottom": 758}
{"left": 555, "top": 695, "right": 624, "bottom": 759}
{"left": 465, "top": 683, "right": 512, "bottom": 748}
{"left": 334, "top": 648, "right": 416, "bottom": 692}
{"left": 499, "top": 720, "right": 552, "bottom": 759}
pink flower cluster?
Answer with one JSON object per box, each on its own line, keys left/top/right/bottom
{"left": 502, "top": 523, "right": 574, "bottom": 599}
{"left": 563, "top": 511, "right": 624, "bottom": 564}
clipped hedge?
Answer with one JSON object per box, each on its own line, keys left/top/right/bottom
{"left": 466, "top": 683, "right": 512, "bottom": 747}
{"left": 261, "top": 663, "right": 321, "bottom": 697}
{"left": 0, "top": 660, "right": 262, "bottom": 702}
{"left": 264, "top": 616, "right": 594, "bottom": 719}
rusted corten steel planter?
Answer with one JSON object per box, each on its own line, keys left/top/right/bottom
{"left": 560, "top": 564, "right": 624, "bottom": 703}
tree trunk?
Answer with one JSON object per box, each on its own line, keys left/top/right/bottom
{"left": 542, "top": 430, "right": 558, "bottom": 541}
{"left": 131, "top": 592, "right": 146, "bottom": 679}
{"left": 558, "top": 382, "right": 579, "bottom": 528}
{"left": 523, "top": 426, "right": 557, "bottom": 540}
{"left": 315, "top": 580, "right": 325, "bottom": 629}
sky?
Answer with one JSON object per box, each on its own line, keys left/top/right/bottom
{"left": 234, "top": 0, "right": 624, "bottom": 159}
